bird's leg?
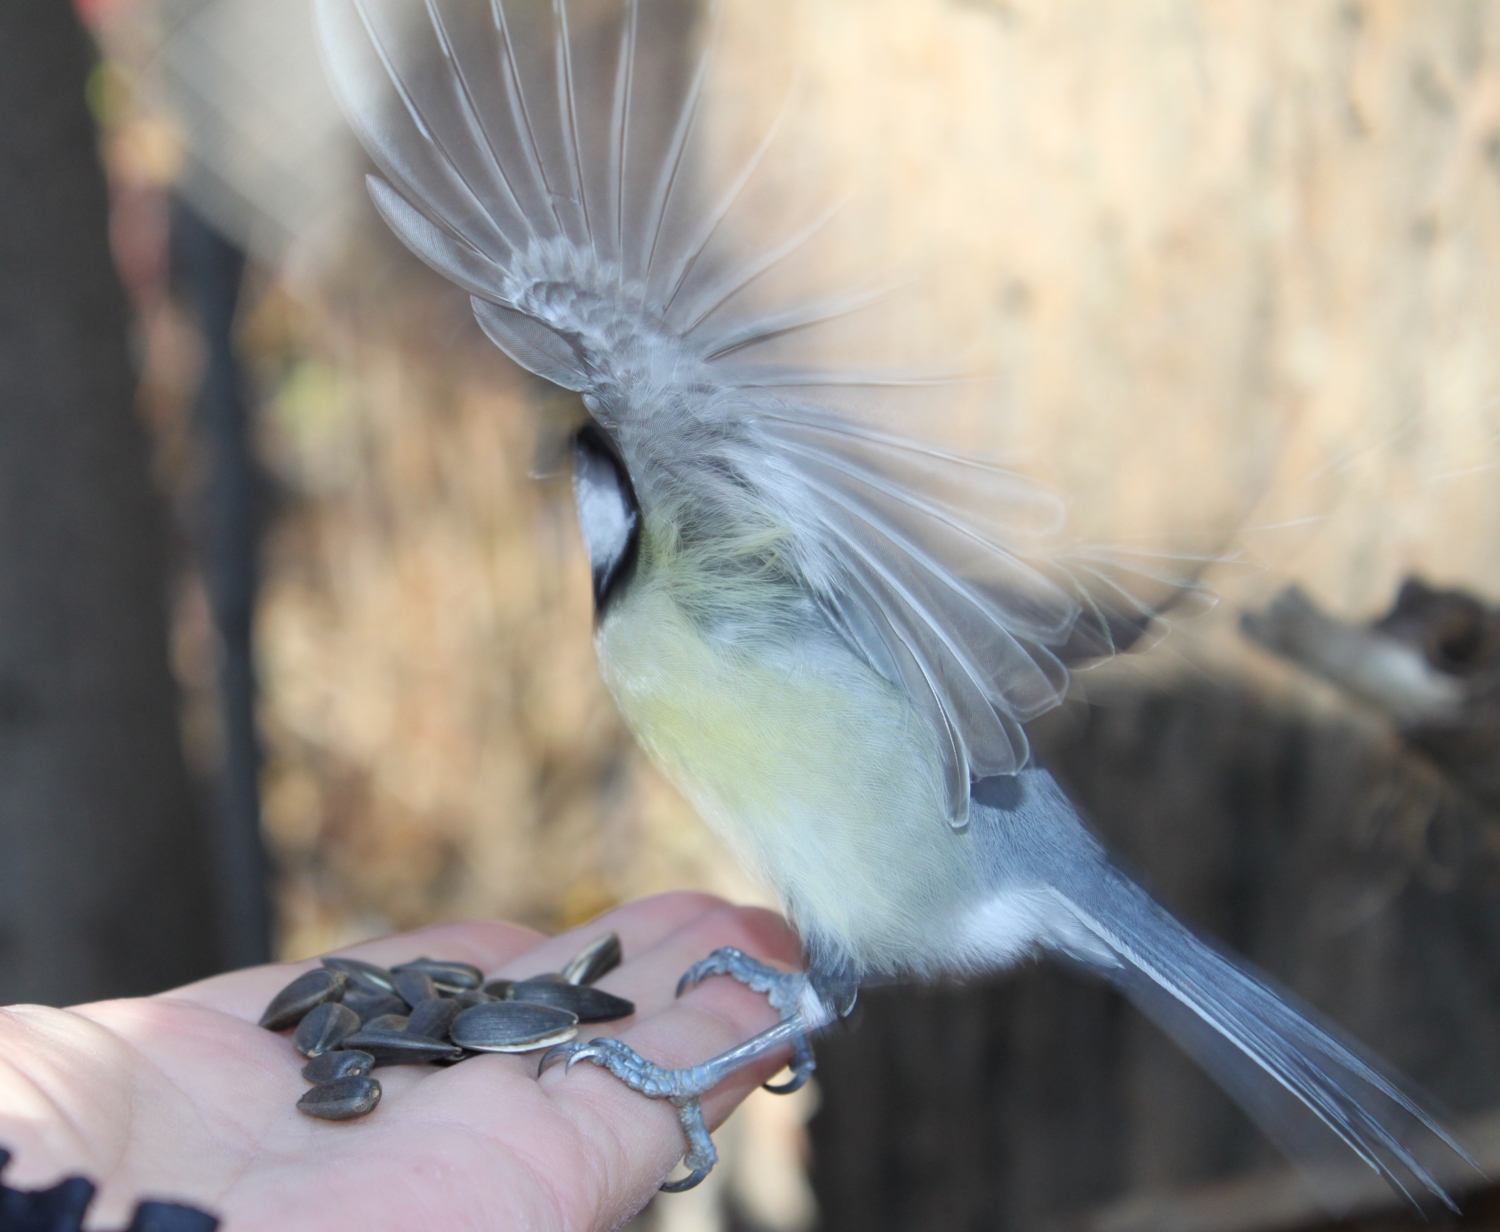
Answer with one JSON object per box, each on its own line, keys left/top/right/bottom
{"left": 538, "top": 947, "right": 829, "bottom": 1192}
{"left": 539, "top": 1015, "right": 812, "bottom": 1191}
{"left": 676, "top": 946, "right": 817, "bottom": 1093}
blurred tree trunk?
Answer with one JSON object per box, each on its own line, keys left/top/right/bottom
{"left": 0, "top": 0, "right": 220, "bottom": 1003}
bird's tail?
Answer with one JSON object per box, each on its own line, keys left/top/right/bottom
{"left": 1056, "top": 862, "right": 1478, "bottom": 1212}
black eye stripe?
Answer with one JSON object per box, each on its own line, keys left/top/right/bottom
{"left": 572, "top": 424, "right": 641, "bottom": 614}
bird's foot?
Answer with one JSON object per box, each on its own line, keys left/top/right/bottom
{"left": 538, "top": 1036, "right": 722, "bottom": 1191}
{"left": 676, "top": 947, "right": 816, "bottom": 1094}
{"left": 539, "top": 950, "right": 821, "bottom": 1189}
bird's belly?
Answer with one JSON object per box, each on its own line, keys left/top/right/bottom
{"left": 595, "top": 584, "right": 983, "bottom": 976}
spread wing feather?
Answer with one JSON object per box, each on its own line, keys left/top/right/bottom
{"left": 315, "top": 0, "right": 1209, "bottom": 829}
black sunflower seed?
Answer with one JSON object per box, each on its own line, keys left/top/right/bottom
{"left": 509, "top": 978, "right": 635, "bottom": 1023}
{"left": 479, "top": 979, "right": 514, "bottom": 999}
{"left": 342, "top": 988, "right": 408, "bottom": 1024}
{"left": 293, "top": 1002, "right": 362, "bottom": 1058}
{"left": 343, "top": 1024, "right": 463, "bottom": 1066}
{"left": 405, "top": 997, "right": 460, "bottom": 1041}
{"left": 301, "top": 1049, "right": 375, "bottom": 1083}
{"left": 360, "top": 1013, "right": 408, "bottom": 1032}
{"left": 391, "top": 957, "right": 483, "bottom": 993}
{"left": 453, "top": 989, "right": 498, "bottom": 1009}
{"left": 450, "top": 1001, "right": 579, "bottom": 1053}
{"left": 259, "top": 968, "right": 350, "bottom": 1032}
{"left": 561, "top": 932, "right": 623, "bottom": 986}
{"left": 392, "top": 968, "right": 437, "bottom": 1008}
{"left": 320, "top": 957, "right": 397, "bottom": 995}
{"left": 297, "top": 1075, "right": 382, "bottom": 1121}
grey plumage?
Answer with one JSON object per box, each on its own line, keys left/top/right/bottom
{"left": 315, "top": 0, "right": 1474, "bottom": 1208}
{"left": 315, "top": 0, "right": 1177, "bottom": 825}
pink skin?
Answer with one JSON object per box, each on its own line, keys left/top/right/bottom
{"left": 0, "top": 893, "right": 802, "bottom": 1231}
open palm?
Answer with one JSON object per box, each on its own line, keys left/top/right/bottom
{"left": 0, "top": 894, "right": 800, "bottom": 1231}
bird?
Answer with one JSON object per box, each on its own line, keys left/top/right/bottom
{"left": 314, "top": 0, "right": 1474, "bottom": 1205}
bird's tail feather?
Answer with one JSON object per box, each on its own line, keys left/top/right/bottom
{"left": 1062, "top": 866, "right": 1478, "bottom": 1211}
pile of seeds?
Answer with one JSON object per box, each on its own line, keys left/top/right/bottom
{"left": 259, "top": 932, "right": 632, "bottom": 1121}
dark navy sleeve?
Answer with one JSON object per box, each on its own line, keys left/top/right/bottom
{"left": 0, "top": 1148, "right": 218, "bottom": 1232}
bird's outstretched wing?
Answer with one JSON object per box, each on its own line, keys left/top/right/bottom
{"left": 314, "top": 0, "right": 1208, "bottom": 827}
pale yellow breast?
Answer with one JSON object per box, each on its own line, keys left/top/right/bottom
{"left": 595, "top": 578, "right": 981, "bottom": 974}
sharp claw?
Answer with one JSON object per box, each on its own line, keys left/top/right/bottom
{"left": 660, "top": 1167, "right": 711, "bottom": 1193}
{"left": 674, "top": 971, "right": 696, "bottom": 998}
{"left": 537, "top": 1043, "right": 575, "bottom": 1075}
{"left": 566, "top": 1042, "right": 608, "bottom": 1072}
{"left": 763, "top": 1070, "right": 809, "bottom": 1095}
{"left": 538, "top": 1041, "right": 603, "bottom": 1075}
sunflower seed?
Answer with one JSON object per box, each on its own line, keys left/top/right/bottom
{"left": 453, "top": 989, "right": 498, "bottom": 1009}
{"left": 301, "top": 1049, "right": 375, "bottom": 1083}
{"left": 294, "top": 1002, "right": 362, "bottom": 1058}
{"left": 297, "top": 1075, "right": 382, "bottom": 1121}
{"left": 343, "top": 1024, "right": 463, "bottom": 1066}
{"left": 561, "top": 932, "right": 623, "bottom": 986}
{"left": 361, "top": 1013, "right": 408, "bottom": 1032}
{"left": 405, "top": 997, "right": 460, "bottom": 1040}
{"left": 342, "top": 988, "right": 408, "bottom": 1024}
{"left": 392, "top": 968, "right": 437, "bottom": 1008}
{"left": 260, "top": 969, "right": 350, "bottom": 1032}
{"left": 479, "top": 979, "right": 514, "bottom": 999}
{"left": 450, "top": 1001, "right": 579, "bottom": 1053}
{"left": 321, "top": 957, "right": 397, "bottom": 995}
{"left": 510, "top": 978, "right": 635, "bottom": 1023}
{"left": 391, "top": 958, "right": 483, "bottom": 993}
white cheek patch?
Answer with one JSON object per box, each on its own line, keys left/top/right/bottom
{"left": 575, "top": 463, "right": 634, "bottom": 569}
{"left": 572, "top": 433, "right": 639, "bottom": 604}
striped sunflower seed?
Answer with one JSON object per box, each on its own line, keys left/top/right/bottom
{"left": 392, "top": 968, "right": 437, "bottom": 1008}
{"left": 343, "top": 1024, "right": 463, "bottom": 1066}
{"left": 561, "top": 932, "right": 623, "bottom": 986}
{"left": 321, "top": 957, "right": 397, "bottom": 995}
{"left": 301, "top": 1049, "right": 375, "bottom": 1083}
{"left": 391, "top": 958, "right": 483, "bottom": 993}
{"left": 510, "top": 978, "right": 635, "bottom": 1023}
{"left": 297, "top": 1075, "right": 381, "bottom": 1121}
{"left": 450, "top": 1001, "right": 579, "bottom": 1053}
{"left": 342, "top": 988, "right": 408, "bottom": 1023}
{"left": 294, "top": 1002, "right": 362, "bottom": 1058}
{"left": 405, "top": 997, "right": 460, "bottom": 1041}
{"left": 260, "top": 969, "right": 349, "bottom": 1032}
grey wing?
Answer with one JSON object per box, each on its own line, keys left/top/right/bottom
{"left": 746, "top": 408, "right": 1211, "bottom": 824}
{"left": 314, "top": 0, "right": 801, "bottom": 385}
{"left": 315, "top": 0, "right": 1213, "bottom": 831}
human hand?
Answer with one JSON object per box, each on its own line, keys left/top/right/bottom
{"left": 0, "top": 893, "right": 801, "bottom": 1230}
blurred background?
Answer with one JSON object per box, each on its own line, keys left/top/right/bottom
{"left": 5, "top": 0, "right": 1500, "bottom": 1228}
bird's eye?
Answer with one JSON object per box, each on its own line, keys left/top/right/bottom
{"left": 572, "top": 424, "right": 640, "bottom": 614}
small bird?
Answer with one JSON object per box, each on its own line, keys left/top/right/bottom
{"left": 316, "top": 0, "right": 1473, "bottom": 1204}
